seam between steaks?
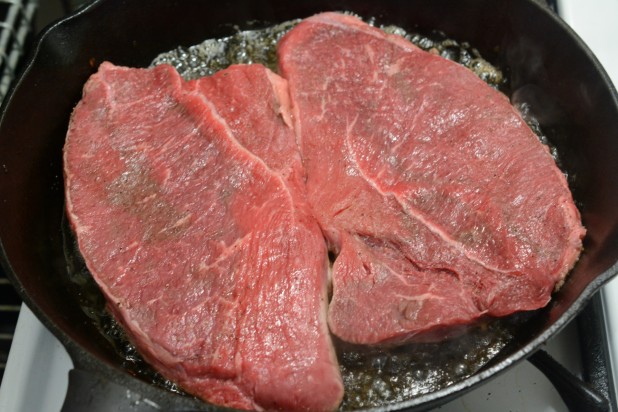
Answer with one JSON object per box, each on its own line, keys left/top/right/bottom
{"left": 186, "top": 84, "right": 318, "bottom": 407}
{"left": 186, "top": 88, "right": 299, "bottom": 222}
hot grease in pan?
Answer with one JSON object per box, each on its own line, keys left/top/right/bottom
{"left": 61, "top": 11, "right": 579, "bottom": 410}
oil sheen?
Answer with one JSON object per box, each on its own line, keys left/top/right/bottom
{"left": 64, "top": 15, "right": 553, "bottom": 410}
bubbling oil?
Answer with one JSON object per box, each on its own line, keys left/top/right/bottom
{"left": 63, "top": 215, "right": 531, "bottom": 409}
{"left": 64, "top": 14, "right": 554, "bottom": 410}
{"left": 152, "top": 14, "right": 505, "bottom": 88}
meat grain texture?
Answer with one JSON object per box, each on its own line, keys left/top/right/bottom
{"left": 64, "top": 62, "right": 343, "bottom": 411}
{"left": 278, "top": 12, "right": 585, "bottom": 345}
{"left": 63, "top": 11, "right": 585, "bottom": 412}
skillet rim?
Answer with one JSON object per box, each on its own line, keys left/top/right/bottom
{"left": 1, "top": 0, "right": 618, "bottom": 410}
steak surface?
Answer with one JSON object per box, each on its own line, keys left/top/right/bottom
{"left": 64, "top": 62, "right": 343, "bottom": 411}
{"left": 278, "top": 12, "right": 586, "bottom": 344}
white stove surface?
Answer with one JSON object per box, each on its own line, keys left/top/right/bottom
{"left": 0, "top": 304, "right": 585, "bottom": 412}
{"left": 1, "top": 0, "right": 618, "bottom": 411}
{"left": 562, "top": 0, "right": 618, "bottom": 396}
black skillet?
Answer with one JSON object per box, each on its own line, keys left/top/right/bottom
{"left": 1, "top": 0, "right": 618, "bottom": 411}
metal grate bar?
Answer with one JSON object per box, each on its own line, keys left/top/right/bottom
{"left": 0, "top": 0, "right": 37, "bottom": 386}
{"left": 0, "top": 268, "right": 21, "bottom": 385}
{"left": 0, "top": 0, "right": 36, "bottom": 101}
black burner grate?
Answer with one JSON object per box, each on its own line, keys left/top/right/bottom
{"left": 0, "top": 0, "right": 36, "bottom": 101}
{"left": 0, "top": 269, "right": 20, "bottom": 384}
{"left": 0, "top": 0, "right": 37, "bottom": 385}
{"left": 0, "top": 1, "right": 615, "bottom": 411}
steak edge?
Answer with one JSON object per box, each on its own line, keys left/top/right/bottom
{"left": 64, "top": 62, "right": 343, "bottom": 411}
{"left": 64, "top": 11, "right": 587, "bottom": 408}
{"left": 278, "top": 12, "right": 585, "bottom": 344}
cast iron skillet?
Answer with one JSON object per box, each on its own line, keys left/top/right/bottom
{"left": 1, "top": 0, "right": 618, "bottom": 410}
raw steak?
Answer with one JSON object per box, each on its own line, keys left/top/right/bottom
{"left": 278, "top": 12, "right": 586, "bottom": 344}
{"left": 64, "top": 62, "right": 343, "bottom": 411}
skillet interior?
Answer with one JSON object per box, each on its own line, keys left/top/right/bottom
{"left": 1, "top": 0, "right": 618, "bottom": 410}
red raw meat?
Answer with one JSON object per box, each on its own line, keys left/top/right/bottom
{"left": 65, "top": 11, "right": 587, "bottom": 408}
{"left": 278, "top": 12, "right": 585, "bottom": 344}
{"left": 64, "top": 62, "right": 343, "bottom": 411}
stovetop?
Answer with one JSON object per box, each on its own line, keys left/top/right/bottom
{"left": 1, "top": 304, "right": 593, "bottom": 412}
{"left": 1, "top": 0, "right": 618, "bottom": 411}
